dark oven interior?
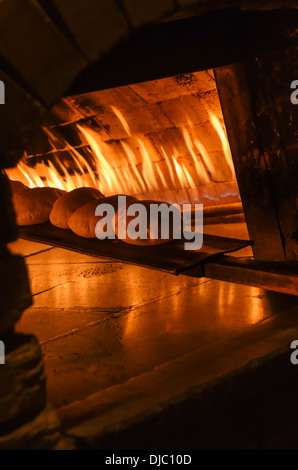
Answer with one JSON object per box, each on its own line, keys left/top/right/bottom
{"left": 1, "top": 1, "right": 298, "bottom": 450}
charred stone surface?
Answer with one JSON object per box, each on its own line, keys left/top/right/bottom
{"left": 215, "top": 46, "right": 298, "bottom": 261}
{"left": 252, "top": 47, "right": 298, "bottom": 261}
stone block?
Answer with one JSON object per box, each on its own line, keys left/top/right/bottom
{"left": 123, "top": 135, "right": 162, "bottom": 164}
{"left": 191, "top": 121, "right": 224, "bottom": 153}
{"left": 130, "top": 71, "right": 216, "bottom": 102}
{"left": 173, "top": 71, "right": 216, "bottom": 95}
{"left": 108, "top": 102, "right": 172, "bottom": 135}
{"left": 159, "top": 94, "right": 207, "bottom": 127}
{"left": 148, "top": 127, "right": 190, "bottom": 158}
{"left": 53, "top": 0, "right": 129, "bottom": 62}
{"left": 68, "top": 94, "right": 100, "bottom": 117}
{"left": 94, "top": 111, "right": 131, "bottom": 141}
{"left": 46, "top": 97, "right": 85, "bottom": 126}
{"left": 130, "top": 76, "right": 193, "bottom": 103}
{"left": 0, "top": 0, "right": 86, "bottom": 106}
{"left": 47, "top": 123, "right": 84, "bottom": 149}
{"left": 25, "top": 129, "right": 54, "bottom": 157}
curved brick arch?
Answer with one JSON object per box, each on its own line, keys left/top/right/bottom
{"left": 0, "top": 0, "right": 297, "bottom": 168}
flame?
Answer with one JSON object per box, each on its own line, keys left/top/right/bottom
{"left": 182, "top": 127, "right": 210, "bottom": 184}
{"left": 208, "top": 111, "right": 235, "bottom": 175}
{"left": 6, "top": 104, "right": 236, "bottom": 206}
{"left": 111, "top": 106, "right": 131, "bottom": 136}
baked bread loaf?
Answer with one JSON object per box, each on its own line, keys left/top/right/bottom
{"left": 50, "top": 187, "right": 104, "bottom": 229}
{"left": 9, "top": 180, "right": 28, "bottom": 194}
{"left": 69, "top": 195, "right": 137, "bottom": 238}
{"left": 114, "top": 199, "right": 182, "bottom": 245}
{"left": 12, "top": 187, "right": 65, "bottom": 226}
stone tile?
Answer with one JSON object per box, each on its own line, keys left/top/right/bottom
{"left": 15, "top": 307, "right": 114, "bottom": 344}
{"left": 24, "top": 247, "right": 104, "bottom": 265}
{"left": 47, "top": 98, "right": 85, "bottom": 126}
{"left": 130, "top": 76, "right": 198, "bottom": 102}
{"left": 159, "top": 92, "right": 218, "bottom": 127}
{"left": 28, "top": 263, "right": 202, "bottom": 310}
{"left": 59, "top": 305, "right": 298, "bottom": 449}
{"left": 27, "top": 261, "right": 123, "bottom": 296}
{"left": 84, "top": 86, "right": 143, "bottom": 112}
{"left": 8, "top": 239, "right": 53, "bottom": 258}
{"left": 122, "top": 135, "right": 163, "bottom": 164}
{"left": 37, "top": 279, "right": 290, "bottom": 408}
{"left": 92, "top": 103, "right": 172, "bottom": 141}
{"left": 117, "top": 102, "right": 173, "bottom": 135}
{"left": 130, "top": 71, "right": 216, "bottom": 103}
{"left": 148, "top": 127, "right": 189, "bottom": 158}
{"left": 190, "top": 121, "right": 224, "bottom": 153}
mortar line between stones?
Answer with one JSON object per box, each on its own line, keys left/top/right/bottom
{"left": 39, "top": 278, "right": 212, "bottom": 345}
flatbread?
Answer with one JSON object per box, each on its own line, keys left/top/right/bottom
{"left": 50, "top": 187, "right": 104, "bottom": 229}
{"left": 114, "top": 199, "right": 182, "bottom": 245}
{"left": 12, "top": 187, "right": 65, "bottom": 226}
{"left": 69, "top": 195, "right": 137, "bottom": 238}
{"left": 9, "top": 180, "right": 28, "bottom": 194}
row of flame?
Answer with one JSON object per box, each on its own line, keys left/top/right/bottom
{"left": 6, "top": 107, "right": 235, "bottom": 205}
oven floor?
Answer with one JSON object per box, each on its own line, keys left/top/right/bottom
{"left": 9, "top": 222, "right": 296, "bottom": 413}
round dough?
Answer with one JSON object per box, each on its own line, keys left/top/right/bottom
{"left": 13, "top": 187, "right": 65, "bottom": 226}
{"left": 69, "top": 195, "right": 137, "bottom": 238}
{"left": 50, "top": 187, "right": 104, "bottom": 229}
{"left": 9, "top": 180, "right": 28, "bottom": 194}
{"left": 114, "top": 199, "right": 182, "bottom": 246}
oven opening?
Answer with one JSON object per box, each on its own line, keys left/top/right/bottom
{"left": 7, "top": 70, "right": 240, "bottom": 206}
{"left": 6, "top": 69, "right": 245, "bottom": 239}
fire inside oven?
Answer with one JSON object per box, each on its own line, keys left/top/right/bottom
{"left": 7, "top": 70, "right": 240, "bottom": 220}
{"left": 7, "top": 71, "right": 239, "bottom": 208}
{"left": 6, "top": 67, "right": 251, "bottom": 275}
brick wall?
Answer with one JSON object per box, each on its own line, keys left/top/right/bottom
{"left": 21, "top": 70, "right": 240, "bottom": 207}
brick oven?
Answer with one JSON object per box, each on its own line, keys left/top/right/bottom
{"left": 0, "top": 0, "right": 298, "bottom": 450}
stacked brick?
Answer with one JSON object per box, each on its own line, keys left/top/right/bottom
{"left": 25, "top": 71, "right": 240, "bottom": 206}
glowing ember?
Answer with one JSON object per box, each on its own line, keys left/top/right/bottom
{"left": 6, "top": 105, "right": 236, "bottom": 206}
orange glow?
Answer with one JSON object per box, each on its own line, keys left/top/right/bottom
{"left": 6, "top": 105, "right": 236, "bottom": 205}
{"left": 208, "top": 111, "right": 235, "bottom": 175}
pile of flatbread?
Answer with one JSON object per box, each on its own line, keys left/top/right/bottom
{"left": 10, "top": 180, "right": 180, "bottom": 245}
